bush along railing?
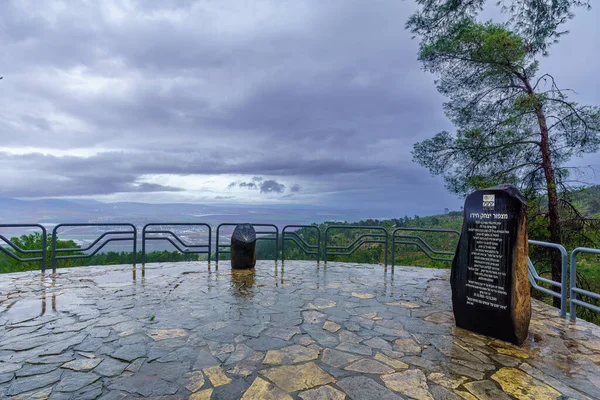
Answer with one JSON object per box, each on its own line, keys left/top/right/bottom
{"left": 215, "top": 223, "right": 279, "bottom": 262}
{"left": 52, "top": 223, "right": 137, "bottom": 272}
{"left": 324, "top": 226, "right": 388, "bottom": 266}
{"left": 527, "top": 240, "right": 569, "bottom": 318}
{"left": 281, "top": 225, "right": 321, "bottom": 262}
{"left": 570, "top": 247, "right": 600, "bottom": 320}
{"left": 142, "top": 223, "right": 211, "bottom": 264}
{"left": 390, "top": 227, "right": 459, "bottom": 268}
{"left": 0, "top": 224, "right": 47, "bottom": 272}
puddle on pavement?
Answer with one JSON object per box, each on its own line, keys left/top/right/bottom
{"left": 1, "top": 297, "right": 48, "bottom": 323}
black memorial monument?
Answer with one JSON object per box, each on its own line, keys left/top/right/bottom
{"left": 451, "top": 185, "right": 531, "bottom": 345}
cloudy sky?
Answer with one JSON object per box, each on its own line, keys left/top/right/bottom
{"left": 1, "top": 0, "right": 599, "bottom": 216}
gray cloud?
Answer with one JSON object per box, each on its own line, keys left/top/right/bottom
{"left": 239, "top": 182, "right": 258, "bottom": 190}
{"left": 260, "top": 180, "right": 286, "bottom": 194}
{"left": 0, "top": 0, "right": 597, "bottom": 215}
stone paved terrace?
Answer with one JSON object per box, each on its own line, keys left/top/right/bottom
{"left": 0, "top": 261, "right": 599, "bottom": 400}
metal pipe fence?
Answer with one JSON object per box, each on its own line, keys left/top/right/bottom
{"left": 51, "top": 223, "right": 137, "bottom": 272}
{"left": 2, "top": 220, "right": 599, "bottom": 322}
{"left": 281, "top": 225, "right": 321, "bottom": 262}
{"left": 324, "top": 226, "right": 388, "bottom": 266}
{"left": 390, "top": 227, "right": 459, "bottom": 267}
{"left": 0, "top": 224, "right": 47, "bottom": 272}
{"left": 142, "top": 223, "right": 211, "bottom": 264}
{"left": 570, "top": 247, "right": 600, "bottom": 320}
{"left": 527, "top": 240, "right": 568, "bottom": 317}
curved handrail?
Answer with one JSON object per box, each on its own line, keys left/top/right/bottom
{"left": 324, "top": 226, "right": 388, "bottom": 265}
{"left": 390, "top": 228, "right": 458, "bottom": 268}
{"left": 393, "top": 234, "right": 455, "bottom": 255}
{"left": 54, "top": 230, "right": 134, "bottom": 253}
{"left": 283, "top": 235, "right": 317, "bottom": 254}
{"left": 327, "top": 233, "right": 387, "bottom": 250}
{"left": 392, "top": 241, "right": 454, "bottom": 262}
{"left": 528, "top": 240, "right": 568, "bottom": 317}
{"left": 142, "top": 223, "right": 211, "bottom": 264}
{"left": 282, "top": 225, "right": 320, "bottom": 262}
{"left": 0, "top": 234, "right": 44, "bottom": 254}
{"left": 284, "top": 231, "right": 319, "bottom": 249}
{"left": 52, "top": 223, "right": 137, "bottom": 271}
{"left": 393, "top": 227, "right": 460, "bottom": 235}
{"left": 0, "top": 224, "right": 47, "bottom": 271}
{"left": 54, "top": 237, "right": 133, "bottom": 260}
{"left": 327, "top": 239, "right": 388, "bottom": 257}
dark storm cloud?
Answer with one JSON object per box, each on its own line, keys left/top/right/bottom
{"left": 260, "top": 180, "right": 286, "bottom": 194}
{"left": 239, "top": 182, "right": 258, "bottom": 190}
{"left": 1, "top": 0, "right": 597, "bottom": 213}
{"left": 227, "top": 178, "right": 289, "bottom": 195}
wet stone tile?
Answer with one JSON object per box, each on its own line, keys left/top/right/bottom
{"left": 55, "top": 371, "right": 101, "bottom": 392}
{"left": 263, "top": 344, "right": 319, "bottom": 365}
{"left": 260, "top": 362, "right": 334, "bottom": 392}
{"left": 337, "top": 376, "right": 402, "bottom": 400}
{"left": 0, "top": 261, "right": 598, "bottom": 399}
{"left": 241, "top": 377, "right": 292, "bottom": 400}
{"left": 298, "top": 385, "right": 346, "bottom": 400}
{"left": 381, "top": 369, "right": 434, "bottom": 400}
{"left": 6, "top": 368, "right": 63, "bottom": 396}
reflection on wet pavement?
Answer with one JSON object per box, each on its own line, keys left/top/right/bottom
{"left": 0, "top": 261, "right": 598, "bottom": 399}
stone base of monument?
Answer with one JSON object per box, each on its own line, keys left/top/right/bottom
{"left": 451, "top": 185, "right": 531, "bottom": 345}
{"left": 231, "top": 223, "right": 257, "bottom": 270}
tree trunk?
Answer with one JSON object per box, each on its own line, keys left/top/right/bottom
{"left": 532, "top": 97, "right": 563, "bottom": 308}
{"left": 521, "top": 76, "right": 563, "bottom": 308}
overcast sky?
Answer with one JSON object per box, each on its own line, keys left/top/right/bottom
{"left": 1, "top": 0, "right": 599, "bottom": 216}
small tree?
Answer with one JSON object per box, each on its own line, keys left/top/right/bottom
{"left": 408, "top": 0, "right": 600, "bottom": 303}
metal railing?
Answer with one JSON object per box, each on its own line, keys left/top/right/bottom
{"left": 0, "top": 224, "right": 48, "bottom": 272}
{"left": 390, "top": 227, "right": 459, "bottom": 267}
{"left": 52, "top": 223, "right": 137, "bottom": 272}
{"left": 281, "top": 225, "right": 321, "bottom": 262}
{"left": 2, "top": 219, "right": 599, "bottom": 322}
{"left": 215, "top": 223, "right": 279, "bottom": 262}
{"left": 570, "top": 247, "right": 600, "bottom": 320}
{"left": 142, "top": 223, "right": 211, "bottom": 264}
{"left": 527, "top": 240, "right": 568, "bottom": 317}
{"left": 324, "top": 226, "right": 388, "bottom": 265}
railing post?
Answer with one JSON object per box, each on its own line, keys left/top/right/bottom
{"left": 51, "top": 226, "right": 57, "bottom": 273}
{"left": 142, "top": 224, "right": 147, "bottom": 264}
{"left": 207, "top": 225, "right": 212, "bottom": 263}
{"left": 384, "top": 232, "right": 388, "bottom": 267}
{"left": 275, "top": 226, "right": 279, "bottom": 263}
{"left": 316, "top": 228, "right": 321, "bottom": 263}
{"left": 132, "top": 225, "right": 137, "bottom": 266}
{"left": 215, "top": 225, "right": 220, "bottom": 262}
{"left": 323, "top": 227, "right": 329, "bottom": 264}
{"left": 41, "top": 226, "right": 47, "bottom": 273}
{"left": 570, "top": 249, "right": 579, "bottom": 321}
{"left": 391, "top": 231, "right": 396, "bottom": 268}
{"left": 560, "top": 247, "right": 567, "bottom": 318}
{"left": 281, "top": 229, "right": 286, "bottom": 262}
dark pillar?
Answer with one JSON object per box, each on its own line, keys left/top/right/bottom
{"left": 231, "top": 223, "right": 257, "bottom": 269}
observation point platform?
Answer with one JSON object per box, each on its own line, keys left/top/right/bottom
{"left": 0, "top": 261, "right": 598, "bottom": 399}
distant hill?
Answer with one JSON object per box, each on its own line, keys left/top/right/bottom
{"left": 572, "top": 185, "right": 600, "bottom": 217}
